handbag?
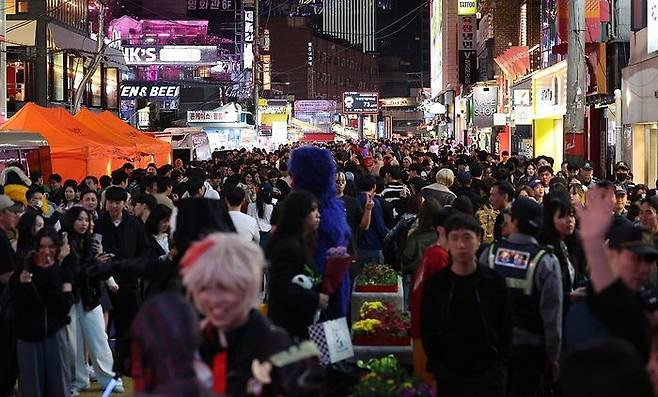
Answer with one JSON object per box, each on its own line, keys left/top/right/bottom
{"left": 308, "top": 317, "right": 353, "bottom": 365}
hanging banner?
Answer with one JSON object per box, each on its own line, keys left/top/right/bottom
{"left": 649, "top": 0, "right": 658, "bottom": 53}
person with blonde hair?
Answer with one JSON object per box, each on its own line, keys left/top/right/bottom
{"left": 181, "top": 233, "right": 320, "bottom": 396}
{"left": 420, "top": 168, "right": 456, "bottom": 207}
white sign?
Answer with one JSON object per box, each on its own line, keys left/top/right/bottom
{"left": 122, "top": 45, "right": 218, "bottom": 65}
{"left": 513, "top": 105, "right": 532, "bottom": 125}
{"left": 513, "top": 89, "right": 530, "bottom": 106}
{"left": 187, "top": 110, "right": 238, "bottom": 123}
{"left": 649, "top": 0, "right": 658, "bottom": 54}
{"left": 493, "top": 113, "right": 507, "bottom": 126}
{"left": 244, "top": 10, "right": 254, "bottom": 69}
{"left": 380, "top": 97, "right": 418, "bottom": 107}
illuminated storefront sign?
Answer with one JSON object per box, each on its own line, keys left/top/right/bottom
{"left": 430, "top": 0, "right": 443, "bottom": 96}
{"left": 458, "top": 0, "right": 477, "bottom": 16}
{"left": 472, "top": 86, "right": 498, "bottom": 127}
{"left": 120, "top": 84, "right": 180, "bottom": 99}
{"left": 343, "top": 92, "right": 380, "bottom": 114}
{"left": 188, "top": 110, "right": 239, "bottom": 123}
{"left": 243, "top": 10, "right": 254, "bottom": 69}
{"left": 262, "top": 55, "right": 271, "bottom": 90}
{"left": 122, "top": 45, "right": 219, "bottom": 65}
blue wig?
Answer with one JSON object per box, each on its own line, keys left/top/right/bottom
{"left": 289, "top": 145, "right": 352, "bottom": 319}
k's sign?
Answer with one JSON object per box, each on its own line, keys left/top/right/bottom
{"left": 122, "top": 45, "right": 219, "bottom": 65}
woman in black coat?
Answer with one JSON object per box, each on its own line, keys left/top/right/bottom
{"left": 266, "top": 190, "right": 328, "bottom": 341}
{"left": 9, "top": 227, "right": 73, "bottom": 397}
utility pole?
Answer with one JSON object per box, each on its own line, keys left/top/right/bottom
{"left": 253, "top": 0, "right": 259, "bottom": 130}
{"left": 0, "top": 1, "right": 7, "bottom": 121}
{"left": 565, "top": 0, "right": 586, "bottom": 137}
{"left": 73, "top": 1, "right": 105, "bottom": 114}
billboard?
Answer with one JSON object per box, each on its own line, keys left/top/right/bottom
{"left": 649, "top": 0, "right": 658, "bottom": 53}
{"left": 472, "top": 86, "right": 498, "bottom": 128}
{"left": 342, "top": 92, "right": 379, "bottom": 114}
{"left": 294, "top": 100, "right": 336, "bottom": 113}
{"left": 122, "top": 45, "right": 219, "bottom": 65}
{"left": 430, "top": 0, "right": 443, "bottom": 96}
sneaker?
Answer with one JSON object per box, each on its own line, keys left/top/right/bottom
{"left": 112, "top": 379, "right": 125, "bottom": 394}
{"left": 88, "top": 365, "right": 97, "bottom": 382}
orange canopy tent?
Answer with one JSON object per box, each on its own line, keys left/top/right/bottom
{"left": 0, "top": 103, "right": 127, "bottom": 181}
{"left": 95, "top": 111, "right": 171, "bottom": 167}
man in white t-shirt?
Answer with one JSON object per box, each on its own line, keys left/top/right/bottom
{"left": 225, "top": 185, "right": 260, "bottom": 244}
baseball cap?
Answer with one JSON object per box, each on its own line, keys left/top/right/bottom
{"left": 615, "top": 187, "right": 627, "bottom": 196}
{"left": 582, "top": 162, "right": 594, "bottom": 170}
{"left": 607, "top": 223, "right": 658, "bottom": 259}
{"left": 510, "top": 197, "right": 543, "bottom": 229}
{"left": 0, "top": 195, "right": 23, "bottom": 212}
{"left": 528, "top": 179, "right": 542, "bottom": 189}
{"left": 615, "top": 161, "right": 630, "bottom": 171}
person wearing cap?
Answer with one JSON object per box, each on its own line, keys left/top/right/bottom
{"left": 613, "top": 188, "right": 629, "bottom": 217}
{"left": 577, "top": 162, "right": 598, "bottom": 190}
{"left": 0, "top": 195, "right": 23, "bottom": 395}
{"left": 566, "top": 187, "right": 656, "bottom": 360}
{"left": 479, "top": 197, "right": 563, "bottom": 397}
{"left": 615, "top": 161, "right": 634, "bottom": 192}
{"left": 528, "top": 179, "right": 545, "bottom": 203}
{"left": 453, "top": 171, "right": 484, "bottom": 210}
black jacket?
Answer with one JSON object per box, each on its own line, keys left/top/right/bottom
{"left": 63, "top": 237, "right": 113, "bottom": 311}
{"left": 266, "top": 235, "right": 319, "bottom": 340}
{"left": 199, "top": 310, "right": 322, "bottom": 397}
{"left": 95, "top": 212, "right": 148, "bottom": 293}
{"left": 9, "top": 259, "right": 72, "bottom": 341}
{"left": 421, "top": 265, "right": 512, "bottom": 374}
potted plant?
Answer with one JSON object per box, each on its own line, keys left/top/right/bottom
{"left": 353, "top": 301, "right": 410, "bottom": 346}
{"left": 351, "top": 355, "right": 435, "bottom": 397}
{"left": 355, "top": 264, "right": 399, "bottom": 292}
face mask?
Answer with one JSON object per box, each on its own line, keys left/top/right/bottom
{"left": 616, "top": 173, "right": 626, "bottom": 181}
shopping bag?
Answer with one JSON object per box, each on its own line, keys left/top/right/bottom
{"left": 308, "top": 317, "right": 354, "bottom": 365}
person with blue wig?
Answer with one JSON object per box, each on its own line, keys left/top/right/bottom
{"left": 288, "top": 145, "right": 352, "bottom": 319}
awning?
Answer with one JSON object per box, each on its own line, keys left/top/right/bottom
{"left": 6, "top": 20, "right": 37, "bottom": 47}
{"left": 48, "top": 22, "right": 127, "bottom": 70}
{"left": 0, "top": 132, "right": 48, "bottom": 148}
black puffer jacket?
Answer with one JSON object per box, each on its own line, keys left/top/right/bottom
{"left": 63, "top": 236, "right": 113, "bottom": 311}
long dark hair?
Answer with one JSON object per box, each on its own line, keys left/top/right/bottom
{"left": 32, "top": 227, "right": 63, "bottom": 265}
{"left": 145, "top": 204, "right": 172, "bottom": 236}
{"left": 16, "top": 212, "right": 43, "bottom": 258}
{"left": 538, "top": 194, "right": 574, "bottom": 244}
{"left": 62, "top": 179, "right": 78, "bottom": 206}
{"left": 61, "top": 207, "right": 93, "bottom": 255}
{"left": 271, "top": 190, "right": 319, "bottom": 241}
{"left": 256, "top": 184, "right": 273, "bottom": 218}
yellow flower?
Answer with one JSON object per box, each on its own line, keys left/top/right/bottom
{"left": 353, "top": 319, "right": 382, "bottom": 334}
{"left": 359, "top": 301, "right": 385, "bottom": 318}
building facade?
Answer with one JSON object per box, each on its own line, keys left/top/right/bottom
{"left": 322, "top": 0, "right": 377, "bottom": 53}
{"left": 266, "top": 17, "right": 378, "bottom": 101}
{"left": 6, "top": 0, "right": 126, "bottom": 115}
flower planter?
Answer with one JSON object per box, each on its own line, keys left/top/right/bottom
{"left": 355, "top": 284, "right": 398, "bottom": 293}
{"left": 353, "top": 335, "right": 411, "bottom": 346}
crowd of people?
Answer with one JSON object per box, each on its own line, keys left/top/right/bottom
{"left": 0, "top": 138, "right": 657, "bottom": 397}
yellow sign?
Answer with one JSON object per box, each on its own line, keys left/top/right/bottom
{"left": 458, "top": 0, "right": 477, "bottom": 15}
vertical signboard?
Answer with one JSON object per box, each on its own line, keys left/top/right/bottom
{"left": 430, "top": 0, "right": 443, "bottom": 96}
{"left": 459, "top": 16, "right": 477, "bottom": 85}
{"left": 243, "top": 10, "right": 254, "bottom": 69}
{"left": 307, "top": 41, "right": 314, "bottom": 98}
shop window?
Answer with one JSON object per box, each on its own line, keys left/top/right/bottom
{"left": 50, "top": 53, "right": 65, "bottom": 102}
{"left": 105, "top": 68, "right": 118, "bottom": 109}
{"left": 7, "top": 61, "right": 29, "bottom": 102}
{"left": 89, "top": 67, "right": 102, "bottom": 107}
{"left": 199, "top": 67, "right": 210, "bottom": 79}
{"left": 67, "top": 56, "right": 84, "bottom": 103}
{"left": 6, "top": 0, "right": 28, "bottom": 14}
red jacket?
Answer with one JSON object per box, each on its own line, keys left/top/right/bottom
{"left": 411, "top": 244, "right": 449, "bottom": 338}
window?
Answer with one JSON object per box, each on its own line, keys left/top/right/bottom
{"left": 49, "top": 53, "right": 65, "bottom": 101}
{"left": 6, "top": 0, "right": 29, "bottom": 14}
{"left": 104, "top": 68, "right": 118, "bottom": 109}
{"left": 67, "top": 56, "right": 84, "bottom": 103}
{"left": 89, "top": 67, "right": 101, "bottom": 107}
